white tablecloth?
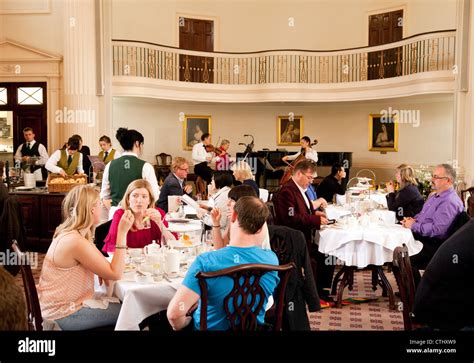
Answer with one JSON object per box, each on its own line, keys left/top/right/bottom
{"left": 319, "top": 224, "right": 422, "bottom": 268}
{"left": 95, "top": 273, "right": 183, "bottom": 330}
{"left": 369, "top": 192, "right": 388, "bottom": 208}
{"left": 325, "top": 205, "right": 352, "bottom": 220}
{"left": 325, "top": 205, "right": 396, "bottom": 225}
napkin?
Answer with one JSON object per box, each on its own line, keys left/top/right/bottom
{"left": 83, "top": 296, "right": 121, "bottom": 309}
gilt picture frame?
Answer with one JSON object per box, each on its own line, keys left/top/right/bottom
{"left": 368, "top": 114, "right": 398, "bottom": 152}
{"left": 183, "top": 115, "right": 212, "bottom": 150}
{"left": 277, "top": 116, "right": 303, "bottom": 145}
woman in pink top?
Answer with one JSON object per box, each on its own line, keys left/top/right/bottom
{"left": 37, "top": 185, "right": 134, "bottom": 330}
{"left": 103, "top": 179, "right": 176, "bottom": 252}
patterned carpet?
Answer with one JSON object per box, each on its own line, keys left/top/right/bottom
{"left": 309, "top": 268, "right": 404, "bottom": 330}
{"left": 16, "top": 253, "right": 404, "bottom": 330}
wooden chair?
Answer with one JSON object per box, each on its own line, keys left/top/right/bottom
{"left": 196, "top": 263, "right": 295, "bottom": 331}
{"left": 11, "top": 240, "right": 43, "bottom": 331}
{"left": 154, "top": 153, "right": 172, "bottom": 184}
{"left": 392, "top": 244, "right": 417, "bottom": 331}
{"left": 155, "top": 153, "right": 172, "bottom": 167}
{"left": 461, "top": 187, "right": 474, "bottom": 217}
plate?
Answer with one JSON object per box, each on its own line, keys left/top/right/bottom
{"left": 15, "top": 186, "right": 34, "bottom": 191}
{"left": 167, "top": 218, "right": 192, "bottom": 223}
{"left": 167, "top": 239, "right": 201, "bottom": 248}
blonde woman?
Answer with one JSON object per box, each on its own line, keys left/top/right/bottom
{"left": 37, "top": 185, "right": 134, "bottom": 330}
{"left": 386, "top": 164, "right": 424, "bottom": 221}
{"left": 232, "top": 160, "right": 259, "bottom": 197}
{"left": 102, "top": 179, "right": 176, "bottom": 252}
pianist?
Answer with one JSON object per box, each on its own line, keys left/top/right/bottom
{"left": 316, "top": 163, "right": 347, "bottom": 204}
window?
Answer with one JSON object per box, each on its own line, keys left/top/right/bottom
{"left": 0, "top": 88, "right": 6, "bottom": 105}
{"left": 17, "top": 87, "right": 43, "bottom": 105}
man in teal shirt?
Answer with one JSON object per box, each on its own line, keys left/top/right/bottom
{"left": 167, "top": 196, "right": 279, "bottom": 330}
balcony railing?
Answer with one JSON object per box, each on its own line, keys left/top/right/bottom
{"left": 112, "top": 30, "right": 455, "bottom": 85}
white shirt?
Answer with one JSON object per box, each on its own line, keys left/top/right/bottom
{"left": 45, "top": 149, "right": 84, "bottom": 174}
{"left": 100, "top": 151, "right": 160, "bottom": 201}
{"left": 202, "top": 186, "right": 231, "bottom": 230}
{"left": 293, "top": 177, "right": 311, "bottom": 210}
{"left": 192, "top": 142, "right": 213, "bottom": 164}
{"left": 286, "top": 148, "right": 318, "bottom": 163}
{"left": 14, "top": 140, "right": 49, "bottom": 165}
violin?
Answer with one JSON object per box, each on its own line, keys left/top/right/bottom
{"left": 205, "top": 144, "right": 224, "bottom": 156}
{"left": 204, "top": 136, "right": 225, "bottom": 156}
{"left": 279, "top": 139, "right": 318, "bottom": 186}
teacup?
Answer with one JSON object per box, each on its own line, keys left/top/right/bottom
{"left": 128, "top": 248, "right": 142, "bottom": 258}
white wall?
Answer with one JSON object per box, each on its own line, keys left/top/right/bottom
{"left": 112, "top": 0, "right": 457, "bottom": 51}
{"left": 0, "top": 0, "right": 64, "bottom": 55}
{"left": 112, "top": 95, "right": 454, "bottom": 176}
{"left": 0, "top": 0, "right": 457, "bottom": 56}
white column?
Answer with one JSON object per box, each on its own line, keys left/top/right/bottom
{"left": 463, "top": 0, "right": 474, "bottom": 187}
{"left": 61, "top": 0, "right": 101, "bottom": 152}
{"left": 453, "top": 0, "right": 473, "bottom": 187}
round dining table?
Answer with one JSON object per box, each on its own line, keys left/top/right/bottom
{"left": 318, "top": 221, "right": 422, "bottom": 309}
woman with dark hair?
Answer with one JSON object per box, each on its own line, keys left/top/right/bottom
{"left": 210, "top": 184, "right": 271, "bottom": 250}
{"left": 282, "top": 136, "right": 318, "bottom": 164}
{"left": 100, "top": 128, "right": 159, "bottom": 219}
{"left": 198, "top": 171, "right": 233, "bottom": 230}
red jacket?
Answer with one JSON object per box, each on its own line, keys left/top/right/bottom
{"left": 274, "top": 178, "right": 321, "bottom": 244}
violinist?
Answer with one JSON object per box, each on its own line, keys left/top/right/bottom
{"left": 282, "top": 136, "right": 318, "bottom": 163}
{"left": 215, "top": 139, "right": 231, "bottom": 171}
{"left": 192, "top": 133, "right": 214, "bottom": 183}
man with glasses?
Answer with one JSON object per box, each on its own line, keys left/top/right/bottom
{"left": 156, "top": 157, "right": 193, "bottom": 213}
{"left": 274, "top": 159, "right": 331, "bottom": 301}
{"left": 402, "top": 163, "right": 463, "bottom": 283}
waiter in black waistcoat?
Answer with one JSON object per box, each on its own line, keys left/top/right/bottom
{"left": 14, "top": 127, "right": 49, "bottom": 180}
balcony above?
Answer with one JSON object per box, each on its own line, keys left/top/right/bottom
{"left": 111, "top": 30, "right": 456, "bottom": 103}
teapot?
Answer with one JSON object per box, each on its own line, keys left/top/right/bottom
{"left": 144, "top": 240, "right": 161, "bottom": 256}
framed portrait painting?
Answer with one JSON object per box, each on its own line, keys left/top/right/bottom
{"left": 183, "top": 115, "right": 211, "bottom": 150}
{"left": 368, "top": 114, "right": 398, "bottom": 152}
{"left": 277, "top": 116, "right": 303, "bottom": 145}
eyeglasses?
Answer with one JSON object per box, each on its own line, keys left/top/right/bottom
{"left": 178, "top": 167, "right": 189, "bottom": 172}
{"left": 432, "top": 175, "right": 449, "bottom": 180}
{"left": 304, "top": 173, "right": 315, "bottom": 181}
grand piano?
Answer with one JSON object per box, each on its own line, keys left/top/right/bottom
{"left": 236, "top": 150, "right": 353, "bottom": 190}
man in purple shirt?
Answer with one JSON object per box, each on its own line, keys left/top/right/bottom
{"left": 402, "top": 164, "right": 463, "bottom": 283}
